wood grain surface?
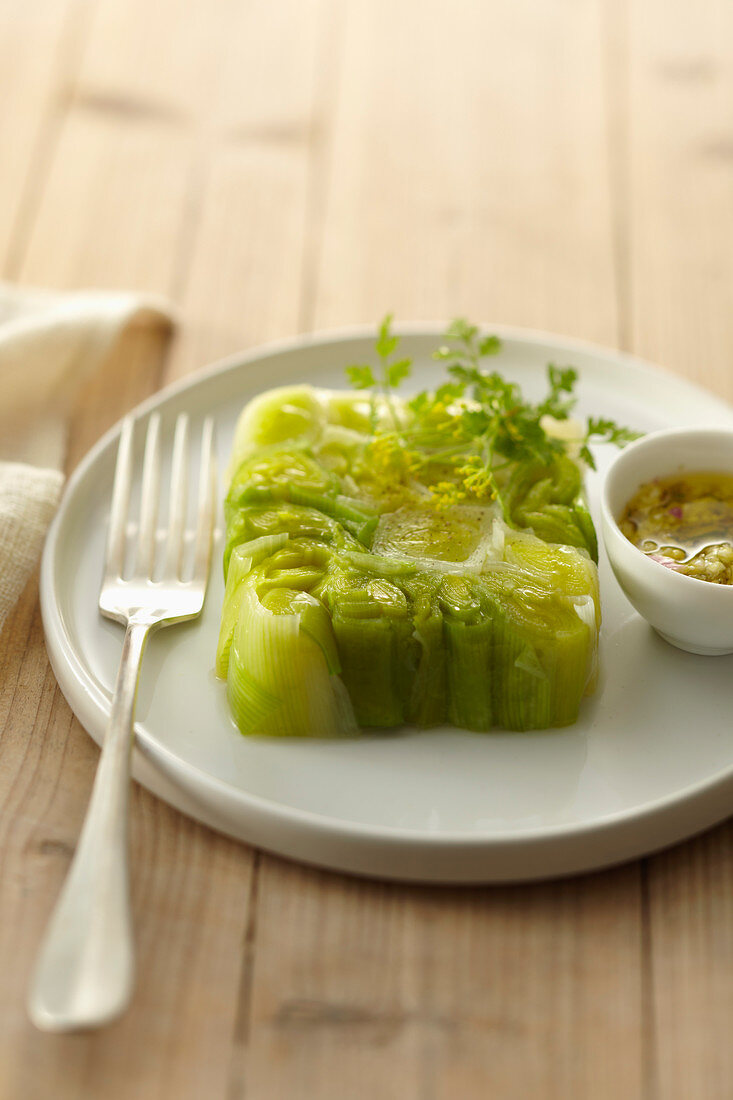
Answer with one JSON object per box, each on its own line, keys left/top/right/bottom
{"left": 0, "top": 1, "right": 731, "bottom": 1097}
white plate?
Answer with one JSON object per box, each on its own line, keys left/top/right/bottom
{"left": 41, "top": 326, "right": 733, "bottom": 882}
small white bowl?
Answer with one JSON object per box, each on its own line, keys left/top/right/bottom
{"left": 601, "top": 427, "right": 733, "bottom": 655}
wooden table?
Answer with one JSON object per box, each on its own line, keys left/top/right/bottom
{"left": 2, "top": 1, "right": 732, "bottom": 1096}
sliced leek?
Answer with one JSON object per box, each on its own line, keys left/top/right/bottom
{"left": 219, "top": 382, "right": 602, "bottom": 736}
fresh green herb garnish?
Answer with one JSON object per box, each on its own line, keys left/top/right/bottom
{"left": 346, "top": 314, "right": 413, "bottom": 430}
{"left": 433, "top": 318, "right": 503, "bottom": 366}
{"left": 346, "top": 314, "right": 640, "bottom": 509}
{"left": 579, "top": 418, "right": 642, "bottom": 470}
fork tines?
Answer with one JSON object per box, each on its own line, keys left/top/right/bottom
{"left": 104, "top": 413, "right": 216, "bottom": 587}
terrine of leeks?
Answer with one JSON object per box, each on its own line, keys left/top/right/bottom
{"left": 216, "top": 357, "right": 608, "bottom": 735}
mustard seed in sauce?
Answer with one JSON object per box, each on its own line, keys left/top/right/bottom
{"left": 619, "top": 471, "right": 733, "bottom": 584}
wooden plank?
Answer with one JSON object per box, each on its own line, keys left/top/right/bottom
{"left": 0, "top": 27, "right": 238, "bottom": 1100}
{"left": 166, "top": 0, "right": 326, "bottom": 380}
{"left": 1, "top": 206, "right": 253, "bottom": 1100}
{"left": 312, "top": 0, "right": 619, "bottom": 345}
{"left": 643, "top": 832, "right": 733, "bottom": 1100}
{"left": 623, "top": 1, "right": 733, "bottom": 1097}
{"left": 0, "top": 570, "right": 254, "bottom": 1100}
{"left": 0, "top": 0, "right": 330, "bottom": 1096}
{"left": 167, "top": 140, "right": 312, "bottom": 381}
{"left": 19, "top": 111, "right": 190, "bottom": 297}
{"left": 244, "top": 860, "right": 642, "bottom": 1100}
{"left": 0, "top": 0, "right": 88, "bottom": 270}
{"left": 625, "top": 0, "right": 733, "bottom": 400}
{"left": 71, "top": 0, "right": 325, "bottom": 379}
{"left": 241, "top": 2, "right": 644, "bottom": 1098}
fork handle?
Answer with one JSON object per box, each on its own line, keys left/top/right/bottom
{"left": 28, "top": 617, "right": 153, "bottom": 1031}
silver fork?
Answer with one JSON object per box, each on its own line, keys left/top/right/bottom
{"left": 28, "top": 412, "right": 216, "bottom": 1032}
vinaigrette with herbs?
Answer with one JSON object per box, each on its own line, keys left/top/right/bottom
{"left": 620, "top": 471, "right": 733, "bottom": 584}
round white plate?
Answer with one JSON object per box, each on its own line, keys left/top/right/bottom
{"left": 41, "top": 326, "right": 733, "bottom": 882}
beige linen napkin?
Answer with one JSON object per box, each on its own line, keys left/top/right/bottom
{"left": 0, "top": 284, "right": 174, "bottom": 634}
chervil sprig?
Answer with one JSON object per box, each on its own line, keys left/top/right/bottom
{"left": 421, "top": 322, "right": 574, "bottom": 503}
{"left": 578, "top": 418, "right": 642, "bottom": 470}
{"left": 433, "top": 318, "right": 502, "bottom": 368}
{"left": 346, "top": 314, "right": 412, "bottom": 429}
{"left": 344, "top": 315, "right": 640, "bottom": 510}
{"left": 537, "top": 365, "right": 579, "bottom": 420}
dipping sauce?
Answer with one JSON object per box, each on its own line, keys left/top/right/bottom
{"left": 619, "top": 471, "right": 733, "bottom": 584}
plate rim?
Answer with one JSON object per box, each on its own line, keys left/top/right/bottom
{"left": 40, "top": 323, "right": 733, "bottom": 877}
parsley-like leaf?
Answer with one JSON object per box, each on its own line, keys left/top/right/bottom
{"left": 537, "top": 364, "right": 578, "bottom": 419}
{"left": 578, "top": 444, "right": 595, "bottom": 469}
{"left": 548, "top": 364, "right": 577, "bottom": 393}
{"left": 386, "top": 358, "right": 412, "bottom": 388}
{"left": 434, "top": 381, "right": 465, "bottom": 403}
{"left": 376, "top": 313, "right": 399, "bottom": 360}
{"left": 578, "top": 418, "right": 642, "bottom": 467}
{"left": 479, "top": 335, "right": 502, "bottom": 357}
{"left": 445, "top": 318, "right": 479, "bottom": 345}
{"left": 372, "top": 314, "right": 413, "bottom": 389}
{"left": 346, "top": 364, "right": 376, "bottom": 390}
{"left": 345, "top": 314, "right": 413, "bottom": 431}
{"left": 585, "top": 417, "right": 642, "bottom": 447}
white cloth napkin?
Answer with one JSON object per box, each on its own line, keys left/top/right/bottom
{"left": 0, "top": 284, "right": 174, "bottom": 633}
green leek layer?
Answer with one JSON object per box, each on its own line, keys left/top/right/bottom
{"left": 218, "top": 385, "right": 601, "bottom": 736}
